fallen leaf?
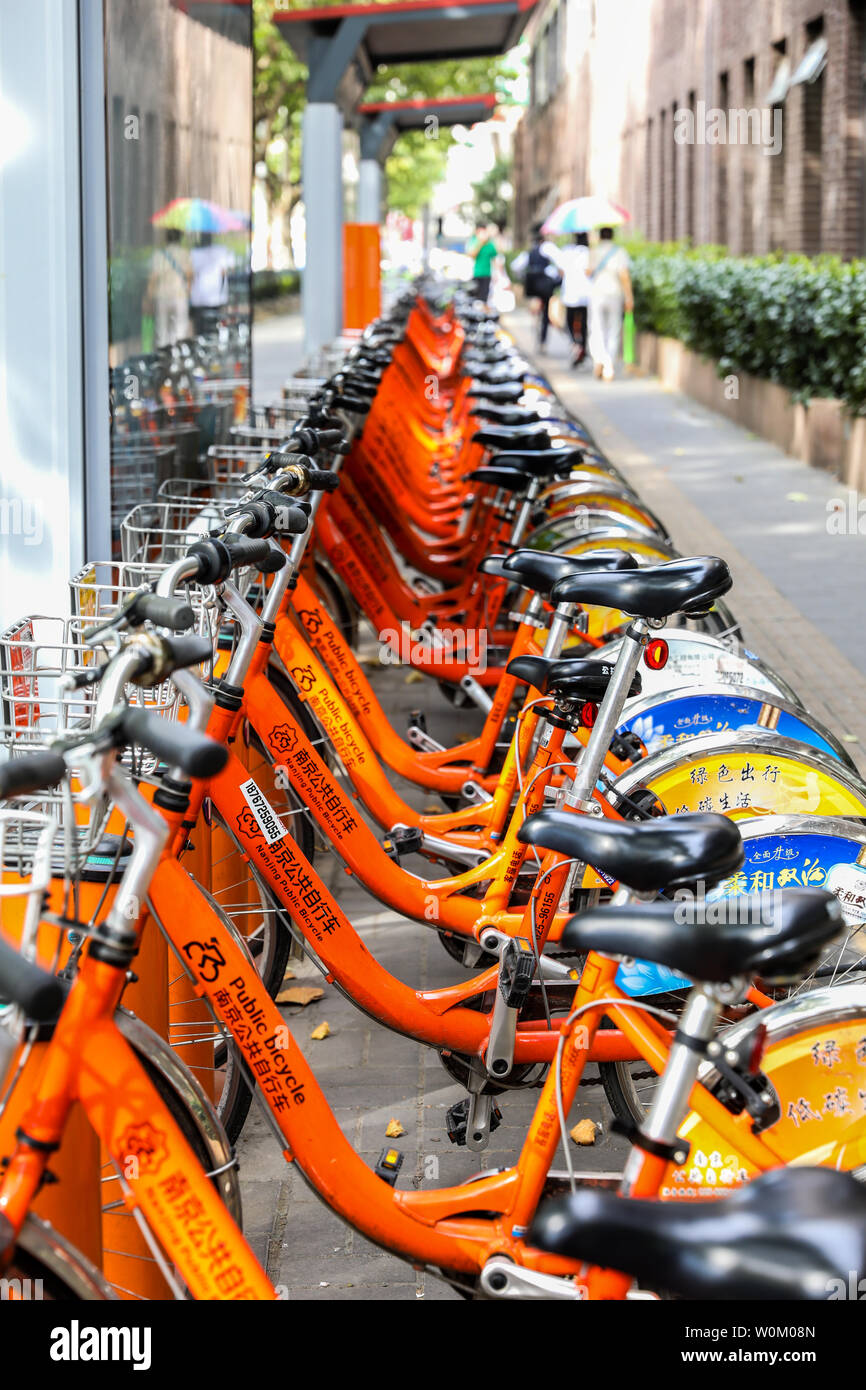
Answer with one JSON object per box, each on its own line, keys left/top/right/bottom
{"left": 277, "top": 986, "right": 324, "bottom": 1007}
{"left": 404, "top": 671, "right": 424, "bottom": 685}
{"left": 385, "top": 1118, "right": 406, "bottom": 1138}
{"left": 842, "top": 734, "right": 859, "bottom": 743}
{"left": 570, "top": 1119, "right": 598, "bottom": 1146}
{"left": 310, "top": 1021, "right": 331, "bottom": 1040}
{"left": 281, "top": 969, "right": 296, "bottom": 983}
{"left": 787, "top": 491, "right": 809, "bottom": 502}
{"left": 423, "top": 803, "right": 441, "bottom": 814}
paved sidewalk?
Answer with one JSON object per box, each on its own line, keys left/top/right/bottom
{"left": 508, "top": 309, "right": 866, "bottom": 774}
{"left": 252, "top": 310, "right": 304, "bottom": 403}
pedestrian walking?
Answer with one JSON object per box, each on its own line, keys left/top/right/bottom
{"left": 587, "top": 226, "right": 633, "bottom": 381}
{"left": 549, "top": 232, "right": 591, "bottom": 365}
{"left": 511, "top": 225, "right": 561, "bottom": 348}
{"left": 467, "top": 224, "right": 499, "bottom": 303}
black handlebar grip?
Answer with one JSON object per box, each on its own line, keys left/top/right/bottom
{"left": 0, "top": 751, "right": 67, "bottom": 800}
{"left": 161, "top": 635, "right": 215, "bottom": 675}
{"left": 0, "top": 936, "right": 63, "bottom": 1021}
{"left": 133, "top": 593, "right": 195, "bottom": 632}
{"left": 256, "top": 496, "right": 309, "bottom": 535}
{"left": 120, "top": 707, "right": 228, "bottom": 779}
{"left": 306, "top": 469, "right": 339, "bottom": 493}
{"left": 187, "top": 538, "right": 232, "bottom": 586}
{"left": 335, "top": 397, "right": 370, "bottom": 415}
{"left": 222, "top": 537, "right": 273, "bottom": 572}
{"left": 224, "top": 500, "right": 274, "bottom": 540}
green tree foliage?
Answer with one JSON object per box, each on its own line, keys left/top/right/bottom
{"left": 462, "top": 153, "right": 512, "bottom": 231}
{"left": 254, "top": 0, "right": 306, "bottom": 258}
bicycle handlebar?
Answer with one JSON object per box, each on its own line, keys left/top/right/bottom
{"left": 0, "top": 935, "right": 63, "bottom": 1021}
{"left": 118, "top": 706, "right": 228, "bottom": 779}
{"left": 0, "top": 751, "right": 67, "bottom": 800}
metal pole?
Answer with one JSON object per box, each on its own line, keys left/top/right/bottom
{"left": 302, "top": 102, "right": 344, "bottom": 353}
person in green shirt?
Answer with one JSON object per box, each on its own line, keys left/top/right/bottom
{"left": 468, "top": 224, "right": 499, "bottom": 303}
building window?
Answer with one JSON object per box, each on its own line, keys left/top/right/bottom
{"left": 645, "top": 116, "right": 654, "bottom": 237}
{"left": 798, "top": 19, "right": 825, "bottom": 254}
{"left": 685, "top": 90, "right": 696, "bottom": 242}
{"left": 659, "top": 108, "right": 667, "bottom": 240}
{"left": 768, "top": 40, "right": 788, "bottom": 249}
{"left": 741, "top": 58, "right": 755, "bottom": 253}
{"left": 670, "top": 100, "right": 678, "bottom": 239}
{"left": 716, "top": 71, "right": 729, "bottom": 244}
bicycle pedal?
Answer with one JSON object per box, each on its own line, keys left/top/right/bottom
{"left": 445, "top": 1097, "right": 503, "bottom": 1147}
{"left": 382, "top": 825, "right": 423, "bottom": 860}
{"left": 374, "top": 1146, "right": 404, "bottom": 1187}
{"left": 499, "top": 937, "right": 535, "bottom": 1009}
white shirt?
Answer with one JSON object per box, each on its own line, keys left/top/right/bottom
{"left": 547, "top": 243, "right": 591, "bottom": 307}
{"left": 190, "top": 245, "right": 234, "bottom": 308}
{"left": 588, "top": 244, "right": 630, "bottom": 303}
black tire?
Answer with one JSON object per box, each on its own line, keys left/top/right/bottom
{"left": 312, "top": 559, "right": 360, "bottom": 648}
{"left": 3, "top": 1248, "right": 88, "bottom": 1301}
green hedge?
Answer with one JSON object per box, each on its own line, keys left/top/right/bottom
{"left": 252, "top": 268, "right": 300, "bottom": 301}
{"left": 630, "top": 241, "right": 866, "bottom": 411}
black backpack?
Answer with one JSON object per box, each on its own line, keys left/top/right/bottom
{"left": 524, "top": 245, "right": 558, "bottom": 298}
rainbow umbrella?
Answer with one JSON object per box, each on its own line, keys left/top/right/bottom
{"left": 151, "top": 198, "right": 247, "bottom": 233}
{"left": 541, "top": 196, "right": 631, "bottom": 236}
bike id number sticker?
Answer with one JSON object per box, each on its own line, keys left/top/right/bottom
{"left": 239, "top": 778, "right": 287, "bottom": 845}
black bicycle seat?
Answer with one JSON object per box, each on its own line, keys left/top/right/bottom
{"left": 492, "top": 447, "right": 586, "bottom": 477}
{"left": 467, "top": 382, "right": 525, "bottom": 403}
{"left": 555, "top": 887, "right": 842, "bottom": 984}
{"left": 506, "top": 655, "right": 641, "bottom": 701}
{"left": 550, "top": 556, "right": 732, "bottom": 620}
{"left": 472, "top": 405, "right": 542, "bottom": 427}
{"left": 472, "top": 423, "right": 558, "bottom": 451}
{"left": 501, "top": 548, "right": 638, "bottom": 596}
{"left": 466, "top": 466, "right": 534, "bottom": 493}
{"left": 519, "top": 809, "right": 743, "bottom": 895}
{"left": 528, "top": 1166, "right": 866, "bottom": 1300}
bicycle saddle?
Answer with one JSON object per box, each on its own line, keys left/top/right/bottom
{"left": 499, "top": 548, "right": 638, "bottom": 596}
{"left": 519, "top": 809, "right": 743, "bottom": 894}
{"left": 466, "top": 466, "right": 536, "bottom": 493}
{"left": 528, "top": 1167, "right": 866, "bottom": 1301}
{"left": 550, "top": 556, "right": 732, "bottom": 619}
{"left": 506, "top": 654, "right": 641, "bottom": 701}
{"left": 558, "top": 893, "right": 843, "bottom": 985}
{"left": 472, "top": 423, "right": 558, "bottom": 450}
{"left": 467, "top": 382, "right": 525, "bottom": 403}
{"left": 492, "top": 447, "right": 586, "bottom": 477}
{"left": 472, "top": 404, "right": 542, "bottom": 427}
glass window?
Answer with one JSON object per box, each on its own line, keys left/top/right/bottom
{"left": 104, "top": 0, "right": 253, "bottom": 554}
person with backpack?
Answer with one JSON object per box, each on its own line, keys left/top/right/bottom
{"left": 513, "top": 225, "right": 560, "bottom": 347}
{"left": 587, "top": 226, "right": 634, "bottom": 380}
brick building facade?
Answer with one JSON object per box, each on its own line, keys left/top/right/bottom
{"left": 513, "top": 0, "right": 866, "bottom": 259}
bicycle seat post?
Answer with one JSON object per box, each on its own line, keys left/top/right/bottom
{"left": 561, "top": 617, "right": 653, "bottom": 814}
{"left": 618, "top": 978, "right": 742, "bottom": 1198}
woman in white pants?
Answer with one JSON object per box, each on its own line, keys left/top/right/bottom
{"left": 587, "top": 228, "right": 633, "bottom": 381}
